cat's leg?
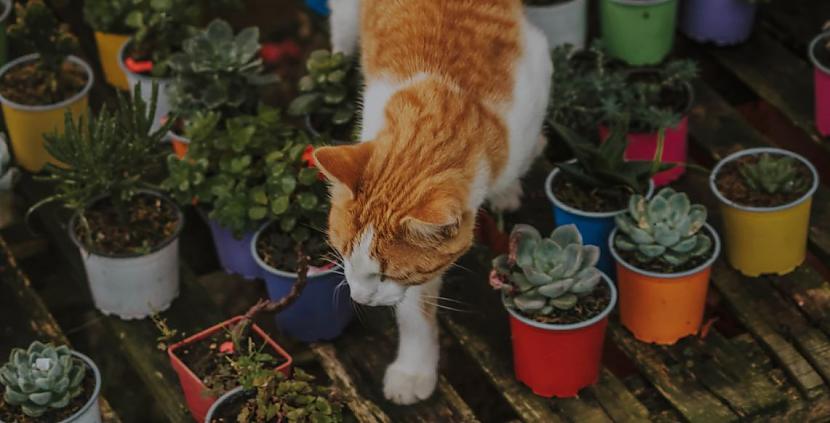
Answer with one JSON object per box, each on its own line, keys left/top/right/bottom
{"left": 383, "top": 276, "right": 442, "bottom": 405}
{"left": 329, "top": 0, "right": 361, "bottom": 55}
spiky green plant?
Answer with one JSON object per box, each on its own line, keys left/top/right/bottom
{"left": 614, "top": 187, "right": 712, "bottom": 267}
{"left": 0, "top": 342, "right": 86, "bottom": 418}
{"left": 288, "top": 49, "right": 360, "bottom": 134}
{"left": 491, "top": 224, "right": 603, "bottom": 316}
{"left": 168, "top": 19, "right": 278, "bottom": 121}
{"left": 738, "top": 153, "right": 810, "bottom": 195}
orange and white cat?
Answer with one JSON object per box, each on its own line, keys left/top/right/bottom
{"left": 314, "top": 0, "right": 552, "bottom": 404}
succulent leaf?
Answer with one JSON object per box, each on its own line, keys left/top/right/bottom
{"left": 551, "top": 294, "right": 578, "bottom": 310}
{"left": 538, "top": 279, "right": 576, "bottom": 298}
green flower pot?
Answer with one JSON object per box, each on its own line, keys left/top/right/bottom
{"left": 600, "top": 0, "right": 679, "bottom": 65}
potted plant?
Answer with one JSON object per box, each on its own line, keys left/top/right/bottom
{"left": 250, "top": 141, "right": 353, "bottom": 343}
{"left": 167, "top": 19, "right": 277, "bottom": 158}
{"left": 680, "top": 0, "right": 768, "bottom": 46}
{"left": 118, "top": 0, "right": 199, "bottom": 131}
{"left": 490, "top": 224, "right": 616, "bottom": 397}
{"left": 710, "top": 148, "right": 818, "bottom": 277}
{"left": 544, "top": 122, "right": 662, "bottom": 277}
{"left": 0, "top": 134, "right": 19, "bottom": 227}
{"left": 523, "top": 0, "right": 588, "bottom": 50}
{"left": 83, "top": 0, "right": 133, "bottom": 90}
{"left": 599, "top": 0, "right": 679, "bottom": 65}
{"left": 599, "top": 59, "right": 698, "bottom": 186}
{"left": 30, "top": 85, "right": 183, "bottom": 320}
{"left": 288, "top": 49, "right": 361, "bottom": 145}
{"left": 810, "top": 26, "right": 830, "bottom": 136}
{"left": 166, "top": 316, "right": 293, "bottom": 422}
{"left": 0, "top": 0, "right": 93, "bottom": 172}
{"left": 0, "top": 341, "right": 101, "bottom": 422}
{"left": 609, "top": 187, "right": 720, "bottom": 345}
{"left": 205, "top": 367, "right": 343, "bottom": 422}
{"left": 0, "top": 0, "right": 12, "bottom": 65}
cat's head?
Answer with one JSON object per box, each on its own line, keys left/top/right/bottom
{"left": 313, "top": 142, "right": 475, "bottom": 306}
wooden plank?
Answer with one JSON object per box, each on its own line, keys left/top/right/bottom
{"left": 589, "top": 368, "right": 651, "bottom": 423}
{"left": 608, "top": 323, "right": 738, "bottom": 422}
{"left": 759, "top": 0, "right": 830, "bottom": 53}
{"left": 554, "top": 396, "right": 612, "bottom": 423}
{"left": 770, "top": 265, "right": 830, "bottom": 336}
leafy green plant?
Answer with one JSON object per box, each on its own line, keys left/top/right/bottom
{"left": 490, "top": 224, "right": 603, "bottom": 317}
{"left": 125, "top": 0, "right": 201, "bottom": 77}
{"left": 239, "top": 368, "right": 342, "bottom": 423}
{"left": 738, "top": 153, "right": 810, "bottom": 195}
{"left": 163, "top": 106, "right": 329, "bottom": 242}
{"left": 288, "top": 49, "right": 361, "bottom": 134}
{"left": 168, "top": 19, "right": 278, "bottom": 122}
{"left": 614, "top": 187, "right": 712, "bottom": 267}
{"left": 83, "top": 0, "right": 133, "bottom": 33}
{"left": 0, "top": 341, "right": 86, "bottom": 418}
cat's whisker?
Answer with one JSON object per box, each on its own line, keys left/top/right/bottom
{"left": 449, "top": 262, "right": 474, "bottom": 274}
{"left": 420, "top": 294, "right": 471, "bottom": 306}
{"left": 419, "top": 299, "right": 472, "bottom": 314}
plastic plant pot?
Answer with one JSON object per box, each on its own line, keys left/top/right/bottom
{"left": 680, "top": 0, "right": 757, "bottom": 46}
{"left": 204, "top": 387, "right": 246, "bottom": 422}
{"left": 167, "top": 315, "right": 292, "bottom": 422}
{"left": 169, "top": 130, "right": 190, "bottom": 160}
{"left": 0, "top": 0, "right": 11, "bottom": 66}
{"left": 809, "top": 32, "right": 830, "bottom": 136}
{"left": 117, "top": 39, "right": 172, "bottom": 133}
{"left": 305, "top": 0, "right": 330, "bottom": 16}
{"left": 599, "top": 118, "right": 690, "bottom": 187}
{"left": 524, "top": 0, "right": 588, "bottom": 50}
{"left": 710, "top": 148, "right": 819, "bottom": 277}
{"left": 47, "top": 351, "right": 104, "bottom": 423}
{"left": 69, "top": 192, "right": 183, "bottom": 320}
{"left": 207, "top": 218, "right": 260, "bottom": 280}
{"left": 600, "top": 0, "right": 679, "bottom": 65}
{"left": 506, "top": 273, "right": 617, "bottom": 398}
{"left": 0, "top": 54, "right": 93, "bottom": 172}
{"left": 93, "top": 32, "right": 130, "bottom": 90}
{"left": 252, "top": 222, "right": 353, "bottom": 343}
{"left": 610, "top": 224, "right": 720, "bottom": 345}
{"left": 545, "top": 166, "right": 654, "bottom": 278}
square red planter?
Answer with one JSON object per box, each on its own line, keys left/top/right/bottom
{"left": 168, "top": 315, "right": 293, "bottom": 422}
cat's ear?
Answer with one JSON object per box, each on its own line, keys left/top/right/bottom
{"left": 401, "top": 193, "right": 463, "bottom": 243}
{"left": 313, "top": 142, "right": 375, "bottom": 197}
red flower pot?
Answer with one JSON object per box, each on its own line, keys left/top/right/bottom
{"left": 599, "top": 116, "right": 689, "bottom": 187}
{"left": 506, "top": 274, "right": 616, "bottom": 398}
{"left": 167, "top": 315, "right": 293, "bottom": 422}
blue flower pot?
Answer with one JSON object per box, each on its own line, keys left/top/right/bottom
{"left": 305, "top": 0, "right": 330, "bottom": 16}
{"left": 252, "top": 223, "right": 353, "bottom": 342}
{"left": 208, "top": 218, "right": 259, "bottom": 280}
{"left": 545, "top": 167, "right": 654, "bottom": 279}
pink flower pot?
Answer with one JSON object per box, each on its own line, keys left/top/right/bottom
{"left": 809, "top": 32, "right": 830, "bottom": 136}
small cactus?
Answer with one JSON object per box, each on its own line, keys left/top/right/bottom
{"left": 491, "top": 224, "right": 603, "bottom": 317}
{"left": 614, "top": 187, "right": 712, "bottom": 267}
{"left": 738, "top": 153, "right": 809, "bottom": 195}
{"left": 0, "top": 341, "right": 87, "bottom": 417}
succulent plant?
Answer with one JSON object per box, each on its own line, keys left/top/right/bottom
{"left": 491, "top": 224, "right": 603, "bottom": 317}
{"left": 238, "top": 368, "right": 343, "bottom": 423}
{"left": 738, "top": 153, "right": 810, "bottom": 195}
{"left": 614, "top": 187, "right": 712, "bottom": 267}
{"left": 288, "top": 49, "right": 360, "bottom": 133}
{"left": 125, "top": 0, "right": 200, "bottom": 77}
{"left": 168, "top": 19, "right": 278, "bottom": 121}
{"left": 83, "top": 0, "right": 133, "bottom": 33}
{"left": 0, "top": 342, "right": 86, "bottom": 417}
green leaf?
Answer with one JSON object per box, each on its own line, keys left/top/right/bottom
{"left": 280, "top": 175, "right": 297, "bottom": 194}
{"left": 298, "top": 167, "right": 319, "bottom": 185}
{"left": 297, "top": 192, "right": 318, "bottom": 210}
{"left": 270, "top": 196, "right": 289, "bottom": 215}
{"left": 288, "top": 93, "right": 323, "bottom": 116}
{"left": 249, "top": 207, "right": 267, "bottom": 221}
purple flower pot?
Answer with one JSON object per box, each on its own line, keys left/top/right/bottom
{"left": 680, "top": 0, "right": 757, "bottom": 46}
{"left": 207, "top": 219, "right": 260, "bottom": 280}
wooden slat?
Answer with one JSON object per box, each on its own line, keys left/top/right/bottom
{"left": 770, "top": 266, "right": 830, "bottom": 336}
{"left": 608, "top": 324, "right": 738, "bottom": 422}
{"left": 589, "top": 368, "right": 651, "bottom": 423}
{"left": 760, "top": 0, "right": 830, "bottom": 52}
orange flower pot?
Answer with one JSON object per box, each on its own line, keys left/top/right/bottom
{"left": 609, "top": 224, "right": 720, "bottom": 345}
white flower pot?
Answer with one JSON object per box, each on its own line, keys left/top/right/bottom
{"left": 117, "top": 39, "right": 172, "bottom": 133}
{"left": 61, "top": 351, "right": 102, "bottom": 423}
{"left": 204, "top": 386, "right": 245, "bottom": 422}
{"left": 69, "top": 194, "right": 183, "bottom": 320}
{"left": 525, "top": 0, "right": 588, "bottom": 50}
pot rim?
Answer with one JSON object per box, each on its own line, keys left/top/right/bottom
{"left": 68, "top": 190, "right": 185, "bottom": 259}
{"left": 524, "top": 0, "right": 586, "bottom": 11}
{"left": 606, "top": 0, "right": 676, "bottom": 6}
{"left": 205, "top": 386, "right": 246, "bottom": 422}
{"left": 709, "top": 147, "right": 819, "bottom": 213}
{"left": 251, "top": 221, "right": 339, "bottom": 278}
{"left": 0, "top": 0, "right": 11, "bottom": 24}
{"left": 0, "top": 54, "right": 94, "bottom": 112}
{"left": 57, "top": 351, "right": 102, "bottom": 423}
{"left": 608, "top": 223, "right": 721, "bottom": 279}
{"left": 503, "top": 272, "right": 617, "bottom": 331}
{"left": 545, "top": 162, "right": 655, "bottom": 218}
{"left": 809, "top": 31, "right": 830, "bottom": 75}
{"left": 117, "top": 38, "right": 173, "bottom": 82}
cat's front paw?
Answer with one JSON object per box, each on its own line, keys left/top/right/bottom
{"left": 488, "top": 181, "right": 523, "bottom": 212}
{"left": 383, "top": 362, "right": 438, "bottom": 405}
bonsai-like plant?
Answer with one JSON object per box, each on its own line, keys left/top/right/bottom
{"left": 2, "top": 0, "right": 84, "bottom": 105}
{"left": 288, "top": 49, "right": 361, "bottom": 137}
{"left": 614, "top": 187, "right": 712, "bottom": 267}
{"left": 0, "top": 341, "right": 86, "bottom": 418}
{"left": 124, "top": 0, "right": 200, "bottom": 77}
{"left": 490, "top": 224, "right": 603, "bottom": 318}
{"left": 168, "top": 19, "right": 278, "bottom": 122}
{"left": 739, "top": 153, "right": 810, "bottom": 195}
{"left": 83, "top": 0, "right": 133, "bottom": 34}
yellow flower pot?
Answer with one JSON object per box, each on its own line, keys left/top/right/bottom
{"left": 94, "top": 31, "right": 130, "bottom": 91}
{"left": 0, "top": 54, "right": 94, "bottom": 172}
{"left": 710, "top": 148, "right": 819, "bottom": 277}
